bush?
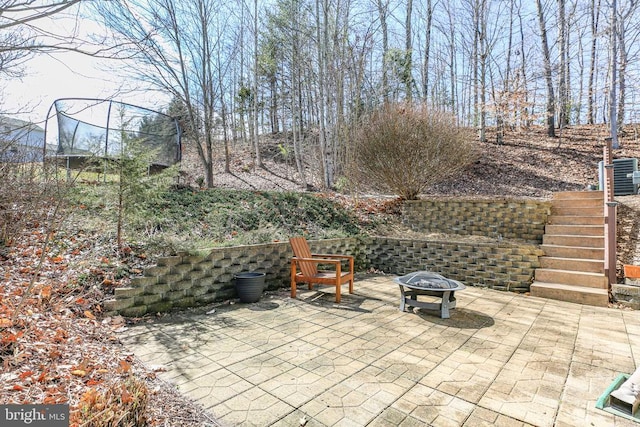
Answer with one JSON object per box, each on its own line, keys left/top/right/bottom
{"left": 0, "top": 159, "right": 63, "bottom": 246}
{"left": 74, "top": 376, "right": 149, "bottom": 427}
{"left": 351, "top": 102, "right": 477, "bottom": 200}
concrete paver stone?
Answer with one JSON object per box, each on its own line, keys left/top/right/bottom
{"left": 118, "top": 277, "right": 640, "bottom": 426}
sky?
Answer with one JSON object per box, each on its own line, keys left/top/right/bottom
{"left": 0, "top": 5, "right": 168, "bottom": 130}
{"left": 2, "top": 53, "right": 122, "bottom": 124}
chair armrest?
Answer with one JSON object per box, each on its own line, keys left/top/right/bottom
{"left": 310, "top": 253, "right": 353, "bottom": 260}
{"left": 292, "top": 256, "right": 341, "bottom": 265}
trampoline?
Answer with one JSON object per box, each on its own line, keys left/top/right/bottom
{"left": 44, "top": 98, "right": 181, "bottom": 174}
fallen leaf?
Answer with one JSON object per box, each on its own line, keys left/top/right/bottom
{"left": 117, "top": 360, "right": 131, "bottom": 374}
{"left": 71, "top": 369, "right": 87, "bottom": 377}
{"left": 19, "top": 371, "right": 34, "bottom": 380}
{"left": 121, "top": 388, "right": 133, "bottom": 404}
{"left": 41, "top": 286, "right": 52, "bottom": 299}
{"left": 84, "top": 310, "right": 96, "bottom": 320}
{"left": 0, "top": 318, "right": 12, "bottom": 328}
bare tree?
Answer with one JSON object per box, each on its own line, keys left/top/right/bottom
{"left": 609, "top": 0, "right": 619, "bottom": 148}
{"left": 405, "top": 0, "right": 414, "bottom": 101}
{"left": 94, "top": 0, "right": 238, "bottom": 187}
{"left": 376, "top": 0, "right": 390, "bottom": 103}
{"left": 421, "top": 0, "right": 433, "bottom": 102}
{"left": 0, "top": 0, "right": 85, "bottom": 102}
{"left": 252, "top": 0, "right": 263, "bottom": 168}
{"left": 588, "top": 0, "right": 602, "bottom": 124}
{"left": 557, "top": 0, "right": 569, "bottom": 127}
{"left": 535, "top": 0, "right": 556, "bottom": 137}
{"left": 616, "top": 1, "right": 637, "bottom": 132}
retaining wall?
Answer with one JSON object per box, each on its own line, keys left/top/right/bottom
{"left": 105, "top": 198, "right": 550, "bottom": 316}
{"left": 402, "top": 198, "right": 551, "bottom": 243}
{"left": 367, "top": 237, "right": 544, "bottom": 292}
{"left": 104, "top": 238, "right": 364, "bottom": 317}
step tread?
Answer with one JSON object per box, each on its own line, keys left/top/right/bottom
{"left": 547, "top": 216, "right": 605, "bottom": 223}
{"left": 544, "top": 234, "right": 604, "bottom": 238}
{"left": 535, "top": 268, "right": 608, "bottom": 288}
{"left": 531, "top": 282, "right": 609, "bottom": 294}
{"left": 539, "top": 258, "right": 604, "bottom": 273}
{"left": 540, "top": 256, "right": 604, "bottom": 264}
{"left": 542, "top": 235, "right": 604, "bottom": 248}
{"left": 553, "top": 191, "right": 604, "bottom": 199}
{"left": 541, "top": 244, "right": 604, "bottom": 250}
{"left": 530, "top": 282, "right": 609, "bottom": 307}
{"left": 535, "top": 268, "right": 605, "bottom": 277}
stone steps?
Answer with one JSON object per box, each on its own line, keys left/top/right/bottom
{"left": 530, "top": 191, "right": 609, "bottom": 307}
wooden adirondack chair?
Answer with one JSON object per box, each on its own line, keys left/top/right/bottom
{"left": 289, "top": 236, "right": 354, "bottom": 303}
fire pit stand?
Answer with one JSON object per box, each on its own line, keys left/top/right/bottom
{"left": 393, "top": 271, "right": 466, "bottom": 319}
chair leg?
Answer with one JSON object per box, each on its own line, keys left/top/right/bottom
{"left": 349, "top": 278, "right": 353, "bottom": 294}
{"left": 336, "top": 283, "right": 341, "bottom": 303}
{"left": 290, "top": 262, "right": 297, "bottom": 299}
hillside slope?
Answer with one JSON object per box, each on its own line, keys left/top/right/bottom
{"left": 182, "top": 125, "right": 640, "bottom": 198}
{"left": 186, "top": 125, "right": 640, "bottom": 270}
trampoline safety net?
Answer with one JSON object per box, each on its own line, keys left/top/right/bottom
{"left": 46, "top": 98, "right": 181, "bottom": 167}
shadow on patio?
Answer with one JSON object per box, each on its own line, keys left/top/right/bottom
{"left": 119, "top": 275, "right": 640, "bottom": 427}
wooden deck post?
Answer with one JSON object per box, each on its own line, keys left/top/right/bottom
{"left": 603, "top": 138, "right": 617, "bottom": 288}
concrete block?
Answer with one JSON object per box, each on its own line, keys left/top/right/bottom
{"left": 135, "top": 294, "right": 162, "bottom": 305}
{"left": 103, "top": 297, "right": 135, "bottom": 312}
{"left": 115, "top": 287, "right": 145, "bottom": 298}
{"left": 156, "top": 256, "right": 182, "bottom": 267}
{"left": 120, "top": 305, "right": 149, "bottom": 317}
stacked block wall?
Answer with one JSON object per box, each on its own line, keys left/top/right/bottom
{"left": 366, "top": 237, "right": 544, "bottom": 292}
{"left": 105, "top": 198, "right": 551, "bottom": 316}
{"left": 402, "top": 198, "right": 551, "bottom": 243}
{"left": 104, "top": 238, "right": 363, "bottom": 317}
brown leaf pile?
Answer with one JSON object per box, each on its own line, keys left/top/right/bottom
{"left": 0, "top": 224, "right": 219, "bottom": 426}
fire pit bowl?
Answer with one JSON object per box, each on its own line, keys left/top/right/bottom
{"left": 393, "top": 271, "right": 465, "bottom": 319}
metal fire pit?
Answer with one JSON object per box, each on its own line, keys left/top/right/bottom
{"left": 393, "top": 271, "right": 465, "bottom": 319}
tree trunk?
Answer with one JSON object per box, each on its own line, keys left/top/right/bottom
{"left": 422, "top": 0, "right": 432, "bottom": 102}
{"left": 253, "top": 0, "right": 263, "bottom": 167}
{"left": 617, "top": 6, "right": 631, "bottom": 131}
{"left": 588, "top": 0, "right": 601, "bottom": 125}
{"left": 405, "top": 0, "right": 413, "bottom": 101}
{"left": 557, "top": 0, "right": 568, "bottom": 128}
{"left": 377, "top": 0, "right": 389, "bottom": 103}
{"left": 535, "top": 0, "right": 556, "bottom": 137}
{"left": 518, "top": 1, "right": 530, "bottom": 128}
{"left": 479, "top": 0, "right": 487, "bottom": 143}
{"left": 609, "top": 0, "right": 619, "bottom": 148}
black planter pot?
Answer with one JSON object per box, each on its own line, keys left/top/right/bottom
{"left": 234, "top": 272, "right": 266, "bottom": 303}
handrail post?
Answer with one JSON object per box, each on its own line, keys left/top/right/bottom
{"left": 605, "top": 201, "right": 618, "bottom": 287}
{"left": 602, "top": 137, "right": 616, "bottom": 288}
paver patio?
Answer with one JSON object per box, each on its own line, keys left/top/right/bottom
{"left": 118, "top": 276, "right": 640, "bottom": 426}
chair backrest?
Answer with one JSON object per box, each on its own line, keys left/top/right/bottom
{"left": 289, "top": 236, "right": 318, "bottom": 277}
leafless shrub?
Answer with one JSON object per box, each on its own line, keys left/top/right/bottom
{"left": 350, "top": 102, "right": 478, "bottom": 200}
{"left": 1, "top": 162, "right": 41, "bottom": 246}
{"left": 74, "top": 376, "right": 149, "bottom": 427}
